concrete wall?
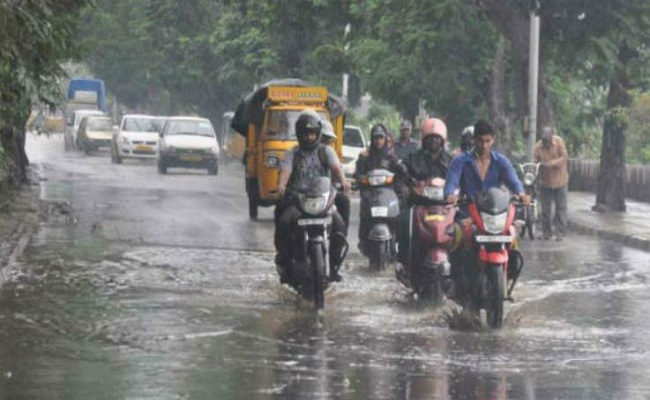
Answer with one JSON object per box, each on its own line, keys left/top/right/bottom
{"left": 568, "top": 158, "right": 650, "bottom": 202}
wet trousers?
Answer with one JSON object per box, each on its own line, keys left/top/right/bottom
{"left": 540, "top": 185, "right": 568, "bottom": 237}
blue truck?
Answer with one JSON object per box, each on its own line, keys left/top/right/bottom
{"left": 64, "top": 78, "right": 108, "bottom": 150}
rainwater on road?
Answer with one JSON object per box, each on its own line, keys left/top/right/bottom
{"left": 1, "top": 133, "right": 650, "bottom": 399}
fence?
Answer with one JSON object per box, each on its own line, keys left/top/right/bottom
{"left": 568, "top": 158, "right": 650, "bottom": 202}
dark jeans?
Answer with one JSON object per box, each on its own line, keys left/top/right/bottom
{"left": 540, "top": 185, "right": 568, "bottom": 237}
{"left": 335, "top": 192, "right": 350, "bottom": 233}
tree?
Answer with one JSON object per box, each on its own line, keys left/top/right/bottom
{"left": 0, "top": 0, "right": 90, "bottom": 184}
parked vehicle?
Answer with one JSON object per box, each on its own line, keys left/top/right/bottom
{"left": 231, "top": 79, "right": 347, "bottom": 220}
{"left": 283, "top": 176, "right": 346, "bottom": 309}
{"left": 516, "top": 162, "right": 541, "bottom": 240}
{"left": 77, "top": 115, "right": 113, "bottom": 154}
{"left": 396, "top": 177, "right": 460, "bottom": 302}
{"left": 357, "top": 169, "right": 400, "bottom": 271}
{"left": 111, "top": 114, "right": 165, "bottom": 164}
{"left": 158, "top": 116, "right": 220, "bottom": 175}
{"left": 457, "top": 187, "right": 524, "bottom": 329}
{"left": 342, "top": 125, "right": 366, "bottom": 181}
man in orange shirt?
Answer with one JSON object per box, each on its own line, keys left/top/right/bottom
{"left": 533, "top": 126, "right": 569, "bottom": 241}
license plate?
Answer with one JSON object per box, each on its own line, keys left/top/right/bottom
{"left": 135, "top": 145, "right": 152, "bottom": 152}
{"left": 371, "top": 206, "right": 388, "bottom": 217}
{"left": 180, "top": 153, "right": 202, "bottom": 161}
{"left": 298, "top": 216, "right": 332, "bottom": 226}
{"left": 475, "top": 235, "right": 512, "bottom": 243}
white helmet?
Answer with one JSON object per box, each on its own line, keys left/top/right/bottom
{"left": 320, "top": 119, "right": 336, "bottom": 143}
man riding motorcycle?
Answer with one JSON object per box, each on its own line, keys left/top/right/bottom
{"left": 444, "top": 119, "right": 530, "bottom": 298}
{"left": 397, "top": 117, "right": 454, "bottom": 265}
{"left": 355, "top": 123, "right": 409, "bottom": 254}
{"left": 274, "top": 109, "right": 350, "bottom": 283}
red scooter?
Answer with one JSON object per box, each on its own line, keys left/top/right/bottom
{"left": 396, "top": 177, "right": 461, "bottom": 303}
{"left": 456, "top": 187, "right": 524, "bottom": 328}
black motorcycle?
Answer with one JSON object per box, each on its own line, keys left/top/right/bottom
{"left": 516, "top": 162, "right": 540, "bottom": 240}
{"left": 283, "top": 177, "right": 348, "bottom": 309}
{"left": 358, "top": 169, "right": 401, "bottom": 271}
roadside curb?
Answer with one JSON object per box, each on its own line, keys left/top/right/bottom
{"left": 569, "top": 215, "right": 650, "bottom": 252}
{"left": 0, "top": 167, "right": 42, "bottom": 286}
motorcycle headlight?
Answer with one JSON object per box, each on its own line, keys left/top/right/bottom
{"left": 524, "top": 172, "right": 535, "bottom": 186}
{"left": 423, "top": 186, "right": 444, "bottom": 201}
{"left": 481, "top": 212, "right": 508, "bottom": 234}
{"left": 301, "top": 194, "right": 329, "bottom": 216}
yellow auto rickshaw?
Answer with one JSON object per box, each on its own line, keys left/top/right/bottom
{"left": 231, "top": 79, "right": 347, "bottom": 219}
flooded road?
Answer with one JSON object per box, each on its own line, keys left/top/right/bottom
{"left": 1, "top": 134, "right": 650, "bottom": 399}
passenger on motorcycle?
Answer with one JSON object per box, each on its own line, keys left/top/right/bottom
{"left": 320, "top": 118, "right": 351, "bottom": 232}
{"left": 275, "top": 109, "right": 350, "bottom": 283}
{"left": 396, "top": 118, "right": 454, "bottom": 264}
{"left": 355, "top": 123, "right": 409, "bottom": 254}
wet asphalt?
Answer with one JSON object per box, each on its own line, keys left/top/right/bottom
{"left": 1, "top": 133, "right": 650, "bottom": 399}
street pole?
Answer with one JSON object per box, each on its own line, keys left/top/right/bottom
{"left": 342, "top": 23, "right": 351, "bottom": 101}
{"left": 527, "top": 10, "right": 540, "bottom": 162}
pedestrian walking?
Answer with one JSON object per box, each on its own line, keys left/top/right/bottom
{"left": 533, "top": 126, "right": 569, "bottom": 241}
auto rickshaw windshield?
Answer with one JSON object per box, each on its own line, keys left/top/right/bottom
{"left": 264, "top": 109, "right": 328, "bottom": 141}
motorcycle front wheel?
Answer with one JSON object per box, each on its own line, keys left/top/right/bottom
{"left": 308, "top": 242, "right": 326, "bottom": 309}
{"left": 418, "top": 266, "right": 443, "bottom": 304}
{"left": 486, "top": 264, "right": 505, "bottom": 329}
{"left": 368, "top": 240, "right": 389, "bottom": 272}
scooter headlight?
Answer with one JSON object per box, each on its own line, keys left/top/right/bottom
{"left": 422, "top": 186, "right": 444, "bottom": 201}
{"left": 481, "top": 212, "right": 508, "bottom": 234}
{"left": 523, "top": 172, "right": 535, "bottom": 186}
{"left": 301, "top": 194, "right": 329, "bottom": 216}
{"left": 368, "top": 175, "right": 388, "bottom": 186}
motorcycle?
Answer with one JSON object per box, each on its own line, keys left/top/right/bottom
{"left": 516, "top": 162, "right": 541, "bottom": 240}
{"left": 457, "top": 187, "right": 524, "bottom": 329}
{"left": 358, "top": 169, "right": 401, "bottom": 271}
{"left": 396, "top": 177, "right": 461, "bottom": 303}
{"left": 282, "top": 176, "right": 348, "bottom": 309}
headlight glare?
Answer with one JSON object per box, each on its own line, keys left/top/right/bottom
{"left": 481, "top": 212, "right": 508, "bottom": 234}
{"left": 302, "top": 194, "right": 329, "bottom": 216}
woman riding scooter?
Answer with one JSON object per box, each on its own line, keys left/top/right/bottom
{"left": 355, "top": 124, "right": 409, "bottom": 256}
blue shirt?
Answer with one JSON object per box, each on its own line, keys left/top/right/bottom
{"left": 444, "top": 150, "right": 523, "bottom": 199}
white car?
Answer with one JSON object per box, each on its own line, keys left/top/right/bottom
{"left": 342, "top": 125, "right": 367, "bottom": 179}
{"left": 157, "top": 116, "right": 220, "bottom": 175}
{"left": 111, "top": 114, "right": 165, "bottom": 164}
{"left": 65, "top": 109, "right": 104, "bottom": 151}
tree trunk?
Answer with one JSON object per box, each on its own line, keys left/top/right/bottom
{"left": 488, "top": 36, "right": 514, "bottom": 157}
{"left": 478, "top": 1, "right": 555, "bottom": 139}
{"left": 593, "top": 48, "right": 634, "bottom": 212}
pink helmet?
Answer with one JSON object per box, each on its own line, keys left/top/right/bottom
{"left": 421, "top": 118, "right": 448, "bottom": 143}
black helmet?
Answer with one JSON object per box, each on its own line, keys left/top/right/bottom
{"left": 295, "top": 109, "right": 322, "bottom": 151}
{"left": 370, "top": 123, "right": 388, "bottom": 138}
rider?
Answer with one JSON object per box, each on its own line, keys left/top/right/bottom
{"left": 454, "top": 125, "right": 474, "bottom": 155}
{"left": 444, "top": 119, "right": 529, "bottom": 206}
{"left": 320, "top": 118, "right": 351, "bottom": 231}
{"left": 275, "top": 109, "right": 350, "bottom": 283}
{"left": 396, "top": 117, "right": 454, "bottom": 264}
{"left": 355, "top": 123, "right": 409, "bottom": 254}
{"left": 444, "top": 119, "right": 529, "bottom": 296}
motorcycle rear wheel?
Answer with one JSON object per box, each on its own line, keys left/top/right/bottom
{"left": 486, "top": 265, "right": 505, "bottom": 329}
